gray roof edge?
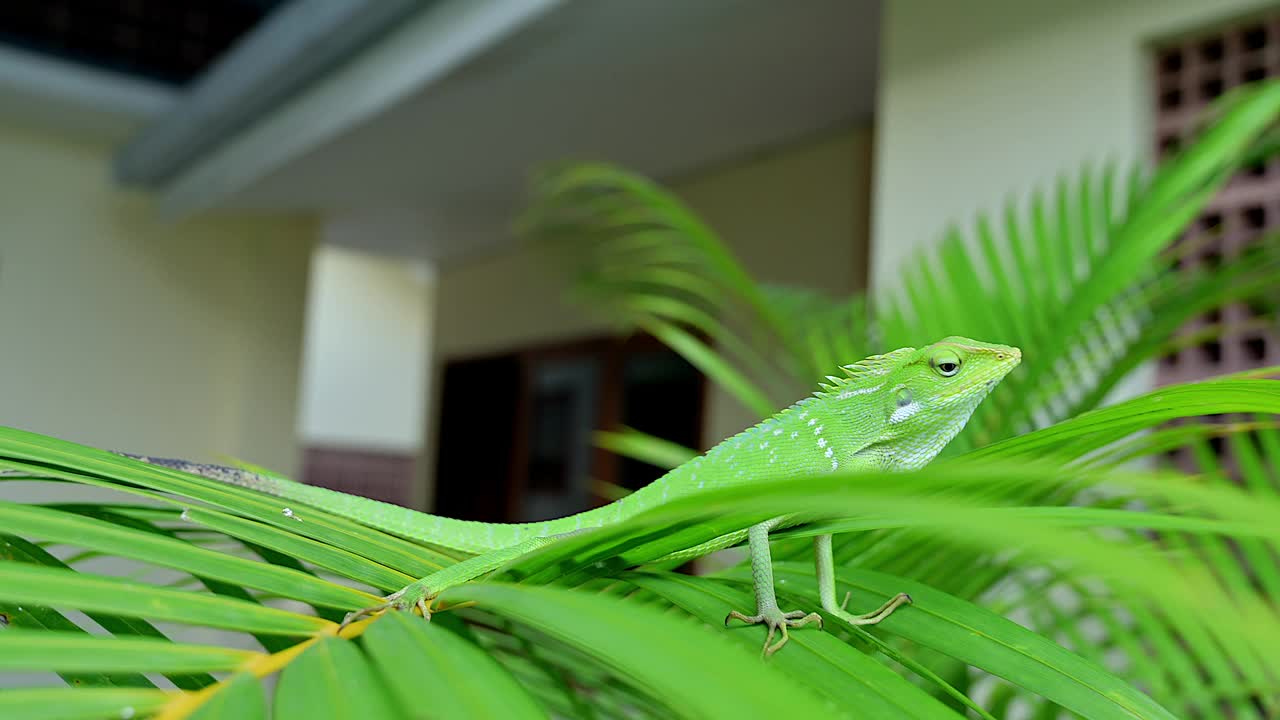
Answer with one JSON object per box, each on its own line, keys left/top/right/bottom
{"left": 113, "top": 0, "right": 426, "bottom": 187}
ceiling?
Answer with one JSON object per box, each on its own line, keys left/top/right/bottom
{"left": 210, "top": 0, "right": 879, "bottom": 261}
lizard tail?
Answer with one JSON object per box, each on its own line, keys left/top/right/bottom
{"left": 120, "top": 453, "right": 652, "bottom": 554}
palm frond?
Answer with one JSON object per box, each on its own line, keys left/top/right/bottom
{"left": 501, "top": 78, "right": 1280, "bottom": 719}
{"left": 6, "top": 390, "right": 1280, "bottom": 717}
{"left": 518, "top": 80, "right": 1280, "bottom": 455}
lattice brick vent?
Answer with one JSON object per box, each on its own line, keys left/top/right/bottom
{"left": 1152, "top": 12, "right": 1280, "bottom": 471}
{"left": 1154, "top": 13, "right": 1280, "bottom": 383}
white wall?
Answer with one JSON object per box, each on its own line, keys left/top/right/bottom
{"left": 297, "top": 242, "right": 434, "bottom": 454}
{"left": 871, "top": 0, "right": 1275, "bottom": 282}
{"left": 0, "top": 121, "right": 314, "bottom": 474}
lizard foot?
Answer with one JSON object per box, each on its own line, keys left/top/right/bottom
{"left": 725, "top": 606, "right": 823, "bottom": 657}
{"left": 339, "top": 582, "right": 435, "bottom": 631}
{"left": 824, "top": 589, "right": 916, "bottom": 627}
{"left": 831, "top": 591, "right": 912, "bottom": 626}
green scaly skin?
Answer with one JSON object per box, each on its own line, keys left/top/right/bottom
{"left": 132, "top": 336, "right": 1020, "bottom": 655}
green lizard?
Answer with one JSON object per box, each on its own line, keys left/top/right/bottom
{"left": 130, "top": 336, "right": 1020, "bottom": 655}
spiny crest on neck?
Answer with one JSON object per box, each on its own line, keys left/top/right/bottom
{"left": 814, "top": 346, "right": 916, "bottom": 399}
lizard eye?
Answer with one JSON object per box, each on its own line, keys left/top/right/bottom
{"left": 932, "top": 351, "right": 962, "bottom": 377}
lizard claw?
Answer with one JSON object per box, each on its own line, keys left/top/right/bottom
{"left": 725, "top": 606, "right": 823, "bottom": 657}
{"left": 339, "top": 583, "right": 435, "bottom": 631}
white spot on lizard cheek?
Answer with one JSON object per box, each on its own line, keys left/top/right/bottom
{"left": 825, "top": 448, "right": 834, "bottom": 458}
{"left": 790, "top": 431, "right": 799, "bottom": 439}
{"left": 773, "top": 429, "right": 783, "bottom": 436}
{"left": 807, "top": 419, "right": 816, "bottom": 426}
{"left": 831, "top": 459, "right": 839, "bottom": 470}
{"left": 817, "top": 438, "right": 827, "bottom": 448}
{"left": 698, "top": 481, "right": 705, "bottom": 489}
{"left": 814, "top": 426, "right": 824, "bottom": 435}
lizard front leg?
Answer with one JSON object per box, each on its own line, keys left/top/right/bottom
{"left": 813, "top": 533, "right": 911, "bottom": 627}
{"left": 724, "top": 518, "right": 823, "bottom": 656}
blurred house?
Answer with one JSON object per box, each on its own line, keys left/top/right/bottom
{"left": 0, "top": 0, "right": 1275, "bottom": 520}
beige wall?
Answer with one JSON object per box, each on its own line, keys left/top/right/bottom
{"left": 871, "top": 0, "right": 1275, "bottom": 283}
{"left": 431, "top": 126, "right": 873, "bottom": 479}
{"left": 0, "top": 121, "right": 314, "bottom": 474}
{"left": 437, "top": 126, "right": 871, "bottom": 360}
{"left": 673, "top": 126, "right": 872, "bottom": 298}
{"left": 669, "top": 127, "right": 873, "bottom": 445}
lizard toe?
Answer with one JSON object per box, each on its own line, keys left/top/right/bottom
{"left": 725, "top": 606, "right": 823, "bottom": 657}
{"left": 338, "top": 584, "right": 436, "bottom": 631}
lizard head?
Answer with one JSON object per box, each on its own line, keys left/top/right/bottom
{"left": 870, "top": 336, "right": 1021, "bottom": 468}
